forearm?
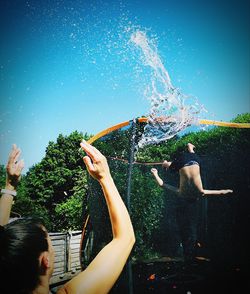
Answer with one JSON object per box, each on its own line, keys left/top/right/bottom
{"left": 63, "top": 238, "right": 134, "bottom": 294}
{"left": 202, "top": 189, "right": 232, "bottom": 196}
{"left": 152, "top": 174, "right": 164, "bottom": 187}
{"left": 62, "top": 176, "right": 135, "bottom": 294}
{"left": 202, "top": 189, "right": 220, "bottom": 195}
{"left": 100, "top": 175, "right": 135, "bottom": 241}
{"left": 0, "top": 183, "right": 16, "bottom": 226}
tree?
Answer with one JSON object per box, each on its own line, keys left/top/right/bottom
{"left": 0, "top": 165, "right": 6, "bottom": 188}
{"left": 13, "top": 131, "right": 90, "bottom": 231}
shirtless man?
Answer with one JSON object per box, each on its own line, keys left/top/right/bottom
{"left": 151, "top": 143, "right": 233, "bottom": 263}
{"left": 151, "top": 143, "right": 233, "bottom": 198}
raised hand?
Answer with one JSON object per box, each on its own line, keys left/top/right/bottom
{"left": 6, "top": 144, "right": 24, "bottom": 190}
{"left": 151, "top": 168, "right": 158, "bottom": 175}
{"left": 80, "top": 140, "right": 110, "bottom": 181}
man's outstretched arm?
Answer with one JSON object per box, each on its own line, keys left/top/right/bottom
{"left": 202, "top": 189, "right": 233, "bottom": 196}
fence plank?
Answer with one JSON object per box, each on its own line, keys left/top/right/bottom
{"left": 50, "top": 230, "right": 83, "bottom": 286}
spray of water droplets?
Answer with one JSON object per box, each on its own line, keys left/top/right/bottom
{"left": 130, "top": 30, "right": 206, "bottom": 148}
{"left": 21, "top": 0, "right": 206, "bottom": 149}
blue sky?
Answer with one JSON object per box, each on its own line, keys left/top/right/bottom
{"left": 0, "top": 0, "right": 249, "bottom": 172}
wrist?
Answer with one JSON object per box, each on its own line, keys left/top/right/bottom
{"left": 99, "top": 174, "right": 113, "bottom": 185}
{"left": 5, "top": 182, "right": 17, "bottom": 191}
{"left": 1, "top": 188, "right": 17, "bottom": 197}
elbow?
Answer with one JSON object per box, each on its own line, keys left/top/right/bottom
{"left": 115, "top": 231, "right": 135, "bottom": 257}
{"left": 126, "top": 228, "right": 136, "bottom": 248}
{"left": 131, "top": 232, "right": 136, "bottom": 246}
{"left": 126, "top": 229, "right": 136, "bottom": 249}
{"left": 115, "top": 227, "right": 135, "bottom": 248}
{"left": 200, "top": 189, "right": 206, "bottom": 197}
{"left": 128, "top": 233, "right": 136, "bottom": 254}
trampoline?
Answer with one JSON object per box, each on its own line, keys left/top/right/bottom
{"left": 79, "top": 116, "right": 250, "bottom": 293}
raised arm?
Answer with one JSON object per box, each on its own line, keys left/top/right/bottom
{"left": 59, "top": 140, "right": 135, "bottom": 294}
{"left": 151, "top": 168, "right": 164, "bottom": 186}
{"left": 0, "top": 144, "right": 24, "bottom": 226}
{"left": 151, "top": 168, "right": 179, "bottom": 194}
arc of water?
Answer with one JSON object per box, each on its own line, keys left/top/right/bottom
{"left": 130, "top": 30, "right": 206, "bottom": 148}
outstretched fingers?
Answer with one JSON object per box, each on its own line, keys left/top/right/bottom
{"left": 82, "top": 156, "right": 95, "bottom": 173}
{"left": 13, "top": 148, "right": 21, "bottom": 164}
{"left": 80, "top": 140, "right": 109, "bottom": 181}
{"left": 80, "top": 140, "right": 102, "bottom": 162}
{"left": 7, "top": 145, "right": 24, "bottom": 175}
{"left": 16, "top": 159, "right": 25, "bottom": 174}
{"left": 7, "top": 144, "right": 19, "bottom": 164}
{"left": 6, "top": 145, "right": 24, "bottom": 188}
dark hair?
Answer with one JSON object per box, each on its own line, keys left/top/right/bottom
{"left": 0, "top": 218, "right": 49, "bottom": 294}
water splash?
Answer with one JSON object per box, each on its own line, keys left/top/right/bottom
{"left": 130, "top": 30, "right": 205, "bottom": 148}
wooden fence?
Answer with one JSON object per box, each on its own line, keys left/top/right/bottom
{"left": 49, "top": 230, "right": 82, "bottom": 285}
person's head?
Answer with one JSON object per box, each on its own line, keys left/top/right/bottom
{"left": 0, "top": 218, "right": 55, "bottom": 294}
{"left": 162, "top": 160, "right": 171, "bottom": 169}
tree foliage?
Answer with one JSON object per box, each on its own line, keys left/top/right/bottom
{"left": 0, "top": 165, "right": 6, "bottom": 188}
{"left": 13, "top": 131, "right": 90, "bottom": 231}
